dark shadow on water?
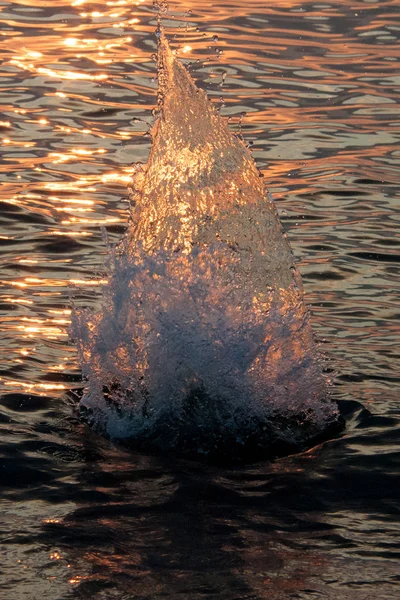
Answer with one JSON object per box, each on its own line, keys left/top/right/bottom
{"left": 77, "top": 385, "right": 346, "bottom": 465}
{"left": 1, "top": 391, "right": 398, "bottom": 599}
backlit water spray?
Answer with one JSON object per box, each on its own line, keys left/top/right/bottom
{"left": 71, "top": 24, "right": 341, "bottom": 461}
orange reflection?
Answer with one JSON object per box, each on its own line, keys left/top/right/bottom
{"left": 2, "top": 381, "right": 67, "bottom": 391}
{"left": 4, "top": 298, "right": 34, "bottom": 305}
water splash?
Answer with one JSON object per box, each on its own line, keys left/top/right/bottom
{"left": 71, "top": 30, "right": 341, "bottom": 462}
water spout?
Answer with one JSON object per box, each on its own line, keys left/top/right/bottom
{"left": 71, "top": 32, "right": 341, "bottom": 462}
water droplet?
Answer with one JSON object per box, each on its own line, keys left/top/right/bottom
{"left": 153, "top": 0, "right": 169, "bottom": 14}
{"left": 212, "top": 35, "right": 219, "bottom": 42}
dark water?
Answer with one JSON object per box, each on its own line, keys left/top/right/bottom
{"left": 0, "top": 1, "right": 399, "bottom": 598}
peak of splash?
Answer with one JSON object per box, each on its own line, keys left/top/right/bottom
{"left": 71, "top": 31, "right": 342, "bottom": 463}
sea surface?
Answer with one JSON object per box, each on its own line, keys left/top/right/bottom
{"left": 0, "top": 1, "right": 399, "bottom": 599}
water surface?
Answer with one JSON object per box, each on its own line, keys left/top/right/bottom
{"left": 0, "top": 1, "right": 399, "bottom": 598}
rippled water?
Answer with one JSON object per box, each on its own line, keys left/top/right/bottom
{"left": 0, "top": 1, "right": 399, "bottom": 598}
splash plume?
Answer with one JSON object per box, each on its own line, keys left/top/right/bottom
{"left": 71, "top": 31, "right": 341, "bottom": 462}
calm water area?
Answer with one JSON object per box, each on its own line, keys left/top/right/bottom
{"left": 0, "top": 0, "right": 399, "bottom": 598}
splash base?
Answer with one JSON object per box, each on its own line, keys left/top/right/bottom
{"left": 79, "top": 387, "right": 344, "bottom": 464}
